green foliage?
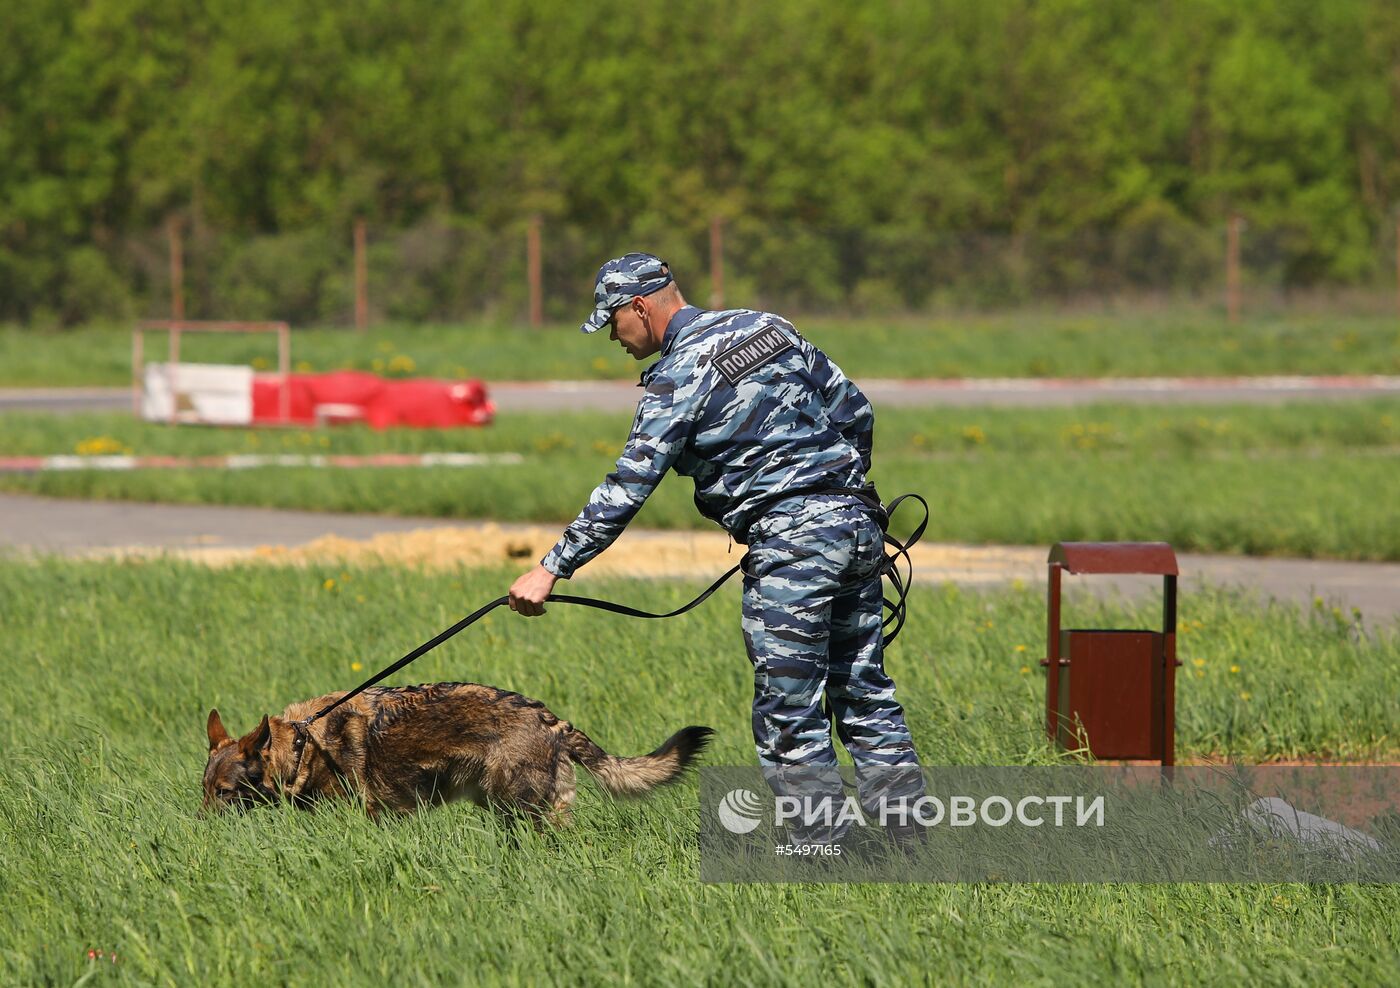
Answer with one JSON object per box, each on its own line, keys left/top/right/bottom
{"left": 212, "top": 231, "right": 349, "bottom": 323}
{"left": 3, "top": 1, "right": 1400, "bottom": 322}
{"left": 57, "top": 247, "right": 134, "bottom": 325}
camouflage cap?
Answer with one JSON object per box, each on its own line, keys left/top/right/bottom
{"left": 580, "top": 252, "right": 674, "bottom": 334}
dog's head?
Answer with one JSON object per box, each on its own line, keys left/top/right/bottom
{"left": 202, "top": 709, "right": 274, "bottom": 813}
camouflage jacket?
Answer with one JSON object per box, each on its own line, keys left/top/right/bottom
{"left": 541, "top": 305, "right": 874, "bottom": 579}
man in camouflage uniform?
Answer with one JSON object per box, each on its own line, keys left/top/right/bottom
{"left": 509, "top": 253, "right": 923, "bottom": 842}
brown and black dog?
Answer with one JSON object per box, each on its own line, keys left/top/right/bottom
{"left": 202, "top": 682, "right": 713, "bottom": 827}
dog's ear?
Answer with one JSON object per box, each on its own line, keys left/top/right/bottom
{"left": 238, "top": 715, "right": 272, "bottom": 759}
{"left": 207, "top": 709, "right": 230, "bottom": 751}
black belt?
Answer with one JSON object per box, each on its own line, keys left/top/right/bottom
{"left": 736, "top": 482, "right": 888, "bottom": 543}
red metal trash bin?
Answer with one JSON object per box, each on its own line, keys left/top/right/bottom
{"left": 1041, "top": 542, "right": 1182, "bottom": 765}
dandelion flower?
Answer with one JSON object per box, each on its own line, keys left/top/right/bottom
{"left": 1192, "top": 658, "right": 1205, "bottom": 668}
{"left": 1019, "top": 665, "right": 1030, "bottom": 675}
{"left": 1229, "top": 665, "right": 1240, "bottom": 674}
{"left": 75, "top": 435, "right": 131, "bottom": 456}
{"left": 323, "top": 578, "right": 336, "bottom": 591}
{"left": 1014, "top": 644, "right": 1027, "bottom": 653}
{"left": 351, "top": 662, "right": 363, "bottom": 672}
{"left": 1239, "top": 692, "right": 1251, "bottom": 701}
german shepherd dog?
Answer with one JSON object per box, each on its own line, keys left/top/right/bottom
{"left": 203, "top": 682, "right": 714, "bottom": 827}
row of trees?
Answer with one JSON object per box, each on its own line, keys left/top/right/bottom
{"left": 5, "top": 0, "right": 1400, "bottom": 324}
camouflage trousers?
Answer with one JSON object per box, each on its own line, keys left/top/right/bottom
{"left": 741, "top": 494, "right": 923, "bottom": 839}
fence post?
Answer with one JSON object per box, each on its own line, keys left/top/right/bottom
{"left": 527, "top": 215, "right": 544, "bottom": 328}
{"left": 278, "top": 322, "right": 291, "bottom": 423}
{"left": 709, "top": 215, "right": 725, "bottom": 309}
{"left": 1225, "top": 213, "right": 1242, "bottom": 325}
{"left": 131, "top": 328, "right": 144, "bottom": 418}
{"left": 354, "top": 218, "right": 369, "bottom": 332}
{"left": 167, "top": 216, "right": 185, "bottom": 322}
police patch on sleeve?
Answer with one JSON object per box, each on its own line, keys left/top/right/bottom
{"left": 713, "top": 325, "right": 796, "bottom": 385}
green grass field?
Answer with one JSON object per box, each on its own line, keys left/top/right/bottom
{"left": 4, "top": 309, "right": 1400, "bottom": 387}
{"left": 4, "top": 400, "right": 1400, "bottom": 561}
{"left": 1, "top": 558, "right": 1398, "bottom": 984}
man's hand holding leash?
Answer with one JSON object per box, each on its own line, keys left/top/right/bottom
{"left": 509, "top": 564, "right": 558, "bottom": 617}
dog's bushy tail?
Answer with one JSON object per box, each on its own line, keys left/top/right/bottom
{"left": 564, "top": 724, "right": 714, "bottom": 796}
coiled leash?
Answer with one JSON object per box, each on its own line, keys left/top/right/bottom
{"left": 286, "top": 492, "right": 930, "bottom": 778}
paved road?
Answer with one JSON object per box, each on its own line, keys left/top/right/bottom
{"left": 483, "top": 376, "right": 1400, "bottom": 412}
{"left": 4, "top": 376, "right": 1400, "bottom": 415}
{"left": 1, "top": 388, "right": 135, "bottom": 413}
{"left": 0, "top": 493, "right": 469, "bottom": 552}
{"left": 3, "top": 493, "right": 1396, "bottom": 627}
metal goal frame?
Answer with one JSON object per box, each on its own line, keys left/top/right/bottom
{"left": 132, "top": 320, "right": 291, "bottom": 425}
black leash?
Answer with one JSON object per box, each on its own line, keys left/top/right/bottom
{"left": 284, "top": 493, "right": 929, "bottom": 779}
{"left": 876, "top": 493, "right": 929, "bottom": 647}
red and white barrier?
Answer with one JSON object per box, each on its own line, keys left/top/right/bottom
{"left": 140, "top": 367, "right": 494, "bottom": 429}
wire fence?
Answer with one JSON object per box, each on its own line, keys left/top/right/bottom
{"left": 103, "top": 214, "right": 1400, "bottom": 327}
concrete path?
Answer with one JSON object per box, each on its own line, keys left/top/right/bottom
{"left": 0, "top": 493, "right": 469, "bottom": 553}
{"left": 3, "top": 493, "right": 1396, "bottom": 627}
{"left": 1, "top": 388, "right": 135, "bottom": 413}
{"left": 483, "top": 376, "right": 1400, "bottom": 412}
{"left": 4, "top": 375, "right": 1399, "bottom": 415}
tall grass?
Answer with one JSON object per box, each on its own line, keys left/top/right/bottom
{"left": 3, "top": 401, "right": 1400, "bottom": 560}
{"left": 1, "top": 558, "right": 1398, "bottom": 984}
